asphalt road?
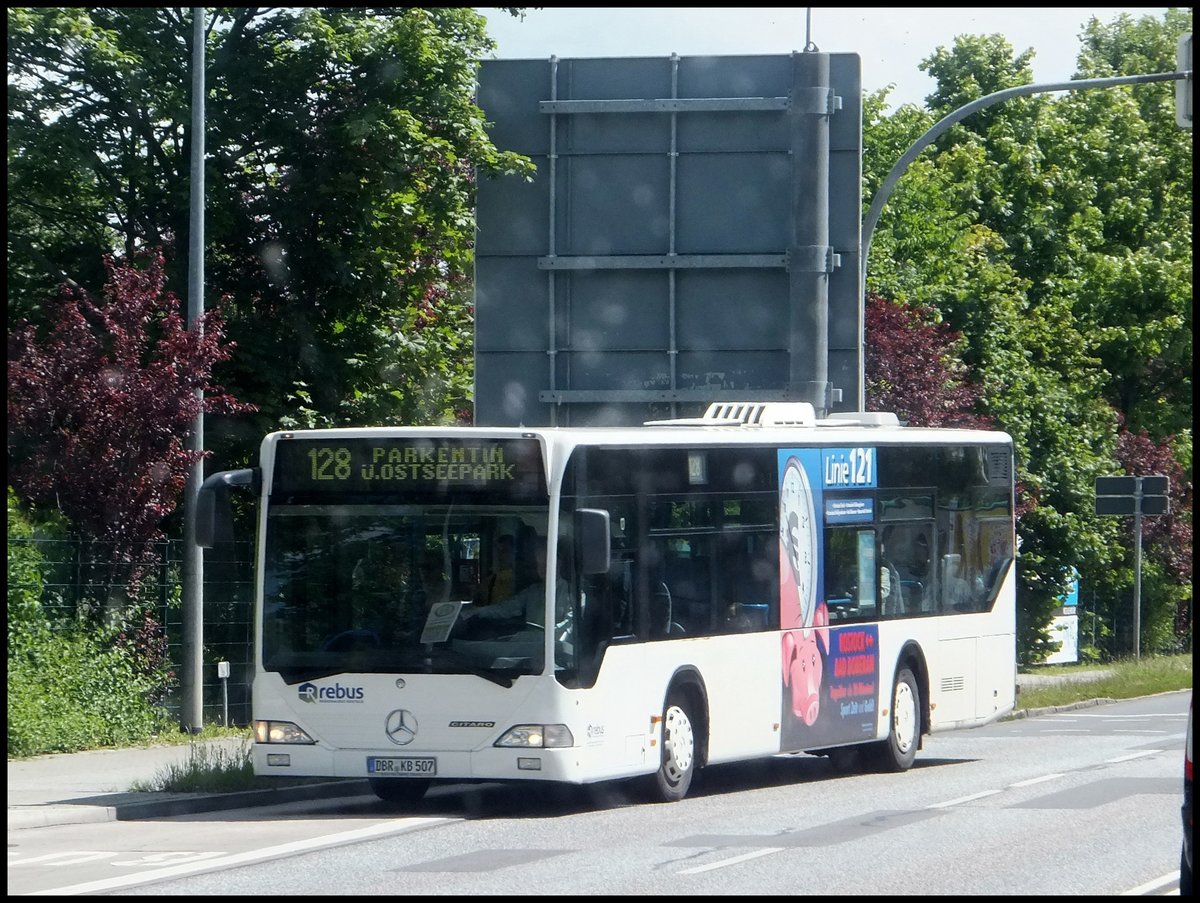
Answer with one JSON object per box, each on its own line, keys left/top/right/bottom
{"left": 8, "top": 690, "right": 1189, "bottom": 896}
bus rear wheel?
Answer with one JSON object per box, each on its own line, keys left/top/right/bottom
{"left": 652, "top": 690, "right": 697, "bottom": 802}
{"left": 872, "top": 667, "right": 920, "bottom": 772}
{"left": 369, "top": 777, "right": 430, "bottom": 805}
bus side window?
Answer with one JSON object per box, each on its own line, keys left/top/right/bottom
{"left": 940, "top": 554, "right": 971, "bottom": 610}
{"left": 854, "top": 529, "right": 878, "bottom": 617}
{"left": 609, "top": 558, "right": 635, "bottom": 637}
{"left": 723, "top": 533, "right": 774, "bottom": 632}
{"left": 825, "top": 527, "right": 874, "bottom": 621}
{"left": 642, "top": 538, "right": 692, "bottom": 639}
{"left": 880, "top": 523, "right": 933, "bottom": 616}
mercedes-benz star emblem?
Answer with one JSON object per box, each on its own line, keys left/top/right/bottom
{"left": 385, "top": 709, "right": 418, "bottom": 746}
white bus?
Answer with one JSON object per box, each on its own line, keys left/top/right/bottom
{"left": 197, "top": 402, "right": 1016, "bottom": 804}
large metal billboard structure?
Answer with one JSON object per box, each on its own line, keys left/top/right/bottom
{"left": 474, "top": 52, "right": 862, "bottom": 426}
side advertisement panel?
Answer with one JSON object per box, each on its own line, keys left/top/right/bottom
{"left": 777, "top": 447, "right": 881, "bottom": 751}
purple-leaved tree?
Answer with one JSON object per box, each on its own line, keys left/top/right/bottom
{"left": 8, "top": 250, "right": 255, "bottom": 613}
{"left": 863, "top": 292, "right": 992, "bottom": 430}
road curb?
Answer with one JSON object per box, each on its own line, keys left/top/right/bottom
{"left": 113, "top": 779, "right": 375, "bottom": 820}
{"left": 1005, "top": 696, "right": 1117, "bottom": 720}
{"left": 8, "top": 780, "right": 373, "bottom": 831}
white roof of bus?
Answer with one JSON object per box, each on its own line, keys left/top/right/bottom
{"left": 269, "top": 401, "right": 1009, "bottom": 447}
{"left": 268, "top": 422, "right": 1011, "bottom": 447}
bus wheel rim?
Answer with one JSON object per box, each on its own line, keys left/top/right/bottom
{"left": 663, "top": 705, "right": 694, "bottom": 781}
{"left": 893, "top": 680, "right": 916, "bottom": 753}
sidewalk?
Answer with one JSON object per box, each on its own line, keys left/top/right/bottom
{"left": 7, "top": 738, "right": 369, "bottom": 831}
{"left": 1007, "top": 668, "right": 1118, "bottom": 720}
{"left": 1015, "top": 668, "right": 1114, "bottom": 688}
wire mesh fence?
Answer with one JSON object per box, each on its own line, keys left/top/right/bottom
{"left": 9, "top": 538, "right": 256, "bottom": 727}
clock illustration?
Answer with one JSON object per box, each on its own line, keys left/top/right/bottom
{"left": 779, "top": 456, "right": 817, "bottom": 627}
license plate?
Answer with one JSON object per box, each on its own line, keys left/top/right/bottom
{"left": 367, "top": 756, "right": 437, "bottom": 776}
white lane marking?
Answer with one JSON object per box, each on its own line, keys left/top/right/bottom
{"left": 1059, "top": 713, "right": 1184, "bottom": 719}
{"left": 1105, "top": 750, "right": 1161, "bottom": 764}
{"left": 11, "top": 852, "right": 117, "bottom": 867}
{"left": 27, "top": 817, "right": 453, "bottom": 896}
{"left": 1119, "top": 870, "right": 1179, "bottom": 895}
{"left": 678, "top": 847, "right": 785, "bottom": 874}
{"left": 110, "top": 851, "right": 229, "bottom": 867}
{"left": 1009, "top": 773, "right": 1065, "bottom": 788}
{"left": 1114, "top": 729, "right": 1169, "bottom": 733}
{"left": 925, "top": 789, "right": 1003, "bottom": 809}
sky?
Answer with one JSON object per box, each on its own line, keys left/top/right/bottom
{"left": 477, "top": 7, "right": 1173, "bottom": 109}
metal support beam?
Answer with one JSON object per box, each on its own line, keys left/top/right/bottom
{"left": 788, "top": 50, "right": 832, "bottom": 416}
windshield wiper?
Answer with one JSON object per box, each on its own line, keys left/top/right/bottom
{"left": 469, "top": 667, "right": 516, "bottom": 688}
{"left": 275, "top": 666, "right": 345, "bottom": 685}
{"left": 273, "top": 662, "right": 516, "bottom": 687}
{"left": 269, "top": 650, "right": 526, "bottom": 688}
{"left": 434, "top": 649, "right": 519, "bottom": 687}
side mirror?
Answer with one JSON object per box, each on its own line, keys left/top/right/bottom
{"left": 575, "top": 508, "right": 611, "bottom": 575}
{"left": 194, "top": 468, "right": 259, "bottom": 548}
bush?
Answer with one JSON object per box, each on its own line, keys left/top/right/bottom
{"left": 7, "top": 487, "right": 54, "bottom": 653}
{"left": 7, "top": 488, "right": 175, "bottom": 757}
{"left": 8, "top": 628, "right": 174, "bottom": 756}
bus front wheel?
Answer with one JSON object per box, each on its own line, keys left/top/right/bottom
{"left": 652, "top": 690, "right": 697, "bottom": 802}
{"left": 872, "top": 667, "right": 920, "bottom": 772}
{"left": 369, "top": 777, "right": 430, "bottom": 805}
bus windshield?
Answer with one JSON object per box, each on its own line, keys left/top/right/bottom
{"left": 261, "top": 435, "right": 554, "bottom": 685}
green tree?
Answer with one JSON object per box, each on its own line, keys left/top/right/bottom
{"left": 1059, "top": 11, "right": 1193, "bottom": 440}
{"left": 7, "top": 7, "right": 534, "bottom": 471}
{"left": 863, "top": 9, "right": 1191, "bottom": 662}
{"left": 917, "top": 13, "right": 1193, "bottom": 441}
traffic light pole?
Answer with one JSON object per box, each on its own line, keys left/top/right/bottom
{"left": 181, "top": 7, "right": 206, "bottom": 733}
{"left": 861, "top": 68, "right": 1190, "bottom": 279}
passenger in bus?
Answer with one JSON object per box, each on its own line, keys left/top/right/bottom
{"left": 941, "top": 554, "right": 974, "bottom": 611}
{"left": 881, "top": 525, "right": 933, "bottom": 613}
{"left": 466, "top": 542, "right": 568, "bottom": 628}
{"left": 724, "top": 602, "right": 758, "bottom": 632}
{"left": 474, "top": 533, "right": 515, "bottom": 607}
{"left": 904, "top": 530, "right": 932, "bottom": 611}
{"left": 879, "top": 530, "right": 905, "bottom": 616}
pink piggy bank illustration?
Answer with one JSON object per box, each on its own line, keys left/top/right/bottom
{"left": 781, "top": 603, "right": 829, "bottom": 726}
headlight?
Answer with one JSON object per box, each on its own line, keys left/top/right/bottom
{"left": 495, "top": 723, "right": 574, "bottom": 748}
{"left": 253, "top": 720, "right": 316, "bottom": 744}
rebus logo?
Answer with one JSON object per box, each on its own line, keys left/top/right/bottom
{"left": 297, "top": 681, "right": 365, "bottom": 703}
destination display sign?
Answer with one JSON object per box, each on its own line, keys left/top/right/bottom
{"left": 272, "top": 437, "right": 547, "bottom": 499}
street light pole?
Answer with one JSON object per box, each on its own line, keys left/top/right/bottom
{"left": 861, "top": 69, "right": 1189, "bottom": 284}
{"left": 181, "top": 6, "right": 206, "bottom": 733}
